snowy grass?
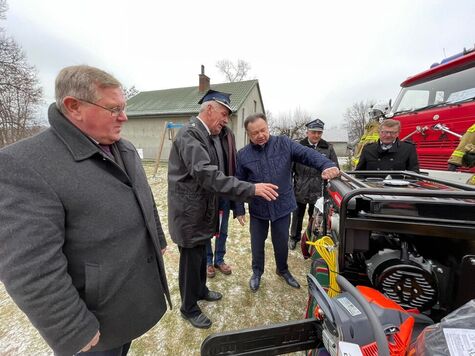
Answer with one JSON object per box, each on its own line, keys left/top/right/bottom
{"left": 0, "top": 162, "right": 311, "bottom": 355}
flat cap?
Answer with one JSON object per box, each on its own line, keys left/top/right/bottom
{"left": 306, "top": 118, "right": 324, "bottom": 131}
{"left": 198, "top": 89, "right": 232, "bottom": 113}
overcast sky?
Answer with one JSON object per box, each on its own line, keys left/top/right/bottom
{"left": 4, "top": 0, "right": 475, "bottom": 126}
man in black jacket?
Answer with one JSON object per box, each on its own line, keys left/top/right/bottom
{"left": 168, "top": 90, "right": 278, "bottom": 329}
{"left": 355, "top": 119, "right": 420, "bottom": 172}
{"left": 289, "top": 119, "right": 339, "bottom": 250}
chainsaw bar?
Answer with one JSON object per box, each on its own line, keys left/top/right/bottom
{"left": 201, "top": 318, "right": 322, "bottom": 355}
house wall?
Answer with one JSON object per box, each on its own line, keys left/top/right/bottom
{"left": 330, "top": 142, "right": 349, "bottom": 157}
{"left": 234, "top": 86, "right": 265, "bottom": 149}
{"left": 122, "top": 115, "right": 191, "bottom": 160}
{"left": 123, "top": 115, "right": 343, "bottom": 161}
{"left": 123, "top": 86, "right": 265, "bottom": 160}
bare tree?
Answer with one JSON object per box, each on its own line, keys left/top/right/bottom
{"left": 343, "top": 100, "right": 375, "bottom": 143}
{"left": 124, "top": 85, "right": 139, "bottom": 100}
{"left": 0, "top": 0, "right": 43, "bottom": 148}
{"left": 216, "top": 59, "right": 251, "bottom": 82}
{"left": 268, "top": 107, "right": 311, "bottom": 140}
{"left": 0, "top": 1, "right": 6, "bottom": 21}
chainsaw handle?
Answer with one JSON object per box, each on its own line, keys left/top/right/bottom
{"left": 336, "top": 274, "right": 390, "bottom": 356}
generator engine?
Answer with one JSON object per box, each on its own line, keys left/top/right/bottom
{"left": 324, "top": 171, "right": 475, "bottom": 318}
{"left": 366, "top": 246, "right": 438, "bottom": 311}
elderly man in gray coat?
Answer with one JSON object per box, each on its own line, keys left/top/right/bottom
{"left": 168, "top": 90, "right": 278, "bottom": 329}
{"left": 0, "top": 65, "right": 171, "bottom": 356}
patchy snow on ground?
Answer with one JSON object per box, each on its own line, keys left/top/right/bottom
{"left": 0, "top": 162, "right": 312, "bottom": 355}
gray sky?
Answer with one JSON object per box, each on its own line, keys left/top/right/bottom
{"left": 5, "top": 0, "right": 475, "bottom": 125}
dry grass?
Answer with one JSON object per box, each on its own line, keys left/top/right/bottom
{"left": 0, "top": 162, "right": 312, "bottom": 355}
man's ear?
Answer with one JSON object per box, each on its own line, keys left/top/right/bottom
{"left": 62, "top": 96, "right": 83, "bottom": 122}
{"left": 206, "top": 103, "right": 214, "bottom": 114}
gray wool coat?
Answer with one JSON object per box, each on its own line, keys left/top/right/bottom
{"left": 0, "top": 104, "right": 171, "bottom": 355}
{"left": 167, "top": 117, "right": 255, "bottom": 247}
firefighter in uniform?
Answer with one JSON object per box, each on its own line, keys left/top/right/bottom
{"left": 352, "top": 121, "right": 380, "bottom": 168}
{"left": 351, "top": 104, "right": 388, "bottom": 168}
{"left": 448, "top": 123, "right": 475, "bottom": 185}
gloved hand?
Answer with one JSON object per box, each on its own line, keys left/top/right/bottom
{"left": 462, "top": 152, "right": 475, "bottom": 168}
{"left": 447, "top": 163, "right": 458, "bottom": 171}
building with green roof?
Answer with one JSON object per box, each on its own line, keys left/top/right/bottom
{"left": 123, "top": 68, "right": 265, "bottom": 160}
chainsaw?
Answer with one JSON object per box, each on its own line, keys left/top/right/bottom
{"left": 201, "top": 273, "right": 430, "bottom": 355}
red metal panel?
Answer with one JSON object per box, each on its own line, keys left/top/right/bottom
{"left": 402, "top": 50, "right": 475, "bottom": 87}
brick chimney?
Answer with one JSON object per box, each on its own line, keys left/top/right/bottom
{"left": 198, "top": 65, "right": 210, "bottom": 92}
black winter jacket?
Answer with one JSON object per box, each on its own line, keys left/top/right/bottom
{"left": 355, "top": 139, "right": 420, "bottom": 172}
{"left": 293, "top": 138, "right": 339, "bottom": 204}
{"left": 168, "top": 118, "right": 254, "bottom": 247}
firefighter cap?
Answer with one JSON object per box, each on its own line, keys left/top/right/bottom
{"left": 198, "top": 89, "right": 232, "bottom": 113}
{"left": 306, "top": 118, "right": 325, "bottom": 131}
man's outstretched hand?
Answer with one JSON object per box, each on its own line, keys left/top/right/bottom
{"left": 81, "top": 331, "right": 100, "bottom": 352}
{"left": 321, "top": 167, "right": 340, "bottom": 180}
{"left": 236, "top": 215, "right": 246, "bottom": 226}
{"left": 254, "top": 183, "right": 279, "bottom": 201}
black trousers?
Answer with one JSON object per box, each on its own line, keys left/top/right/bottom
{"left": 249, "top": 214, "right": 290, "bottom": 276}
{"left": 78, "top": 342, "right": 131, "bottom": 356}
{"left": 178, "top": 244, "right": 209, "bottom": 317}
{"left": 289, "top": 202, "right": 315, "bottom": 241}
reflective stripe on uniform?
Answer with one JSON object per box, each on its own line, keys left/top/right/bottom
{"left": 468, "top": 124, "right": 475, "bottom": 133}
{"left": 451, "top": 150, "right": 465, "bottom": 158}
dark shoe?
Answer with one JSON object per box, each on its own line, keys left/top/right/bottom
{"left": 215, "top": 262, "right": 232, "bottom": 275}
{"left": 276, "top": 269, "right": 300, "bottom": 289}
{"left": 201, "top": 290, "right": 222, "bottom": 302}
{"left": 249, "top": 275, "right": 261, "bottom": 292}
{"left": 181, "top": 312, "right": 212, "bottom": 329}
{"left": 288, "top": 238, "right": 298, "bottom": 250}
{"left": 207, "top": 265, "right": 216, "bottom": 278}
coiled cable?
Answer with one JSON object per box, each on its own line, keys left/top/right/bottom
{"left": 307, "top": 235, "right": 340, "bottom": 297}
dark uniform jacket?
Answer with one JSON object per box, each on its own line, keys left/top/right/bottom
{"left": 220, "top": 125, "right": 237, "bottom": 177}
{"left": 167, "top": 117, "right": 255, "bottom": 248}
{"left": 355, "top": 139, "right": 420, "bottom": 172}
{"left": 0, "top": 104, "right": 171, "bottom": 355}
{"left": 219, "top": 126, "right": 240, "bottom": 213}
{"left": 293, "top": 137, "right": 339, "bottom": 204}
{"left": 235, "top": 135, "right": 337, "bottom": 221}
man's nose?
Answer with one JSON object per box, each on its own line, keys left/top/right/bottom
{"left": 118, "top": 111, "right": 128, "bottom": 121}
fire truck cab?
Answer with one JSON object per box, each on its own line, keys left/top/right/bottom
{"left": 388, "top": 47, "right": 475, "bottom": 176}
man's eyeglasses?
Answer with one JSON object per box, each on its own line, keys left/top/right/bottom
{"left": 77, "top": 98, "right": 126, "bottom": 118}
{"left": 379, "top": 130, "right": 399, "bottom": 136}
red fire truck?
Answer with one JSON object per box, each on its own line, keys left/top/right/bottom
{"left": 388, "top": 47, "right": 475, "bottom": 173}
